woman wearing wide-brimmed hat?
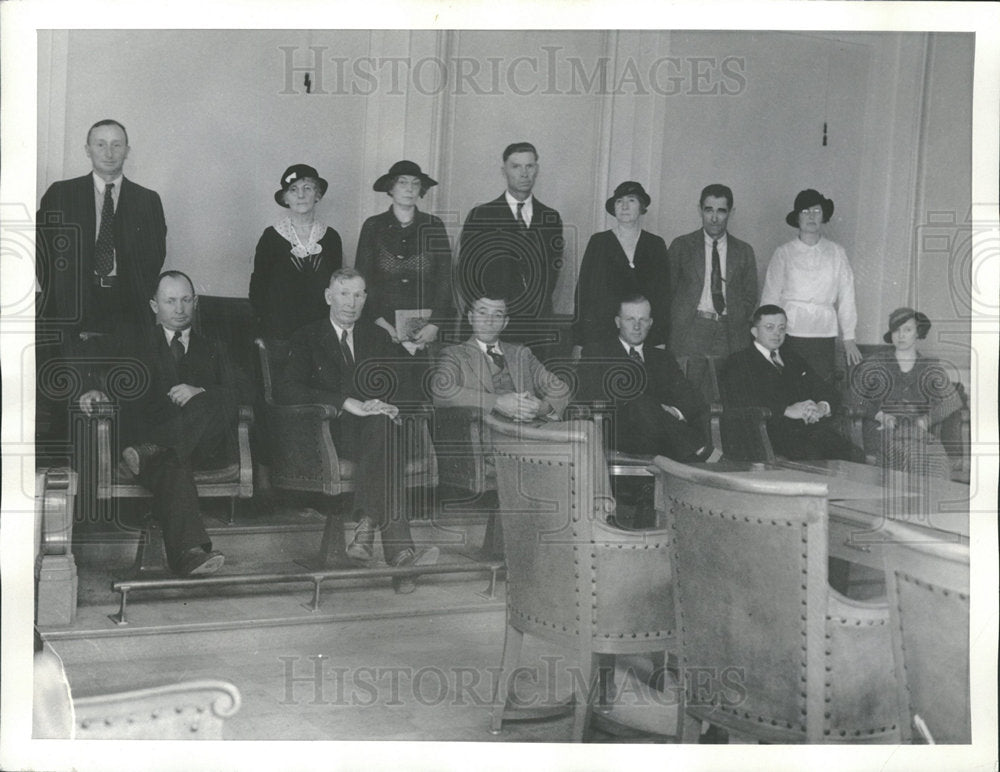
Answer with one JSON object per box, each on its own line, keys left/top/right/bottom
{"left": 571, "top": 181, "right": 670, "bottom": 357}
{"left": 761, "top": 188, "right": 861, "bottom": 381}
{"left": 849, "top": 307, "right": 964, "bottom": 478}
{"left": 355, "top": 160, "right": 454, "bottom": 349}
{"left": 250, "top": 164, "right": 343, "bottom": 338}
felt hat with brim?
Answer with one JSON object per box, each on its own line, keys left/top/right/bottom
{"left": 275, "top": 164, "right": 328, "bottom": 207}
{"left": 373, "top": 160, "right": 438, "bottom": 193}
{"left": 883, "top": 307, "right": 931, "bottom": 343}
{"left": 785, "top": 188, "right": 834, "bottom": 227}
{"left": 605, "top": 181, "right": 651, "bottom": 215}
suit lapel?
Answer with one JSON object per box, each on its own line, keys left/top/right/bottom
{"left": 465, "top": 339, "right": 495, "bottom": 393}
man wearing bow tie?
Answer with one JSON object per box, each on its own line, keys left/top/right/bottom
{"left": 721, "top": 304, "right": 863, "bottom": 461}
{"left": 77, "top": 271, "right": 249, "bottom": 576}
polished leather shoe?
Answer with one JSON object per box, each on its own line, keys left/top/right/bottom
{"left": 346, "top": 516, "right": 376, "bottom": 561}
{"left": 122, "top": 442, "right": 165, "bottom": 477}
{"left": 391, "top": 546, "right": 440, "bottom": 594}
{"left": 175, "top": 547, "right": 225, "bottom": 577}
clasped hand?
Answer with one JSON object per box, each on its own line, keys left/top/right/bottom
{"left": 784, "top": 399, "right": 827, "bottom": 424}
{"left": 344, "top": 397, "right": 400, "bottom": 421}
{"left": 495, "top": 391, "right": 544, "bottom": 422}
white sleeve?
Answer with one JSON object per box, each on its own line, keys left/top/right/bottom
{"left": 835, "top": 246, "right": 858, "bottom": 340}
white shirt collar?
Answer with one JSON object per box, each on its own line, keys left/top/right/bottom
{"left": 93, "top": 172, "right": 124, "bottom": 194}
{"left": 330, "top": 319, "right": 354, "bottom": 339}
{"left": 504, "top": 191, "right": 533, "bottom": 221}
{"left": 753, "top": 340, "right": 778, "bottom": 361}
{"left": 162, "top": 326, "right": 190, "bottom": 347}
{"left": 703, "top": 230, "right": 728, "bottom": 247}
{"left": 619, "top": 338, "right": 644, "bottom": 356}
{"left": 476, "top": 338, "right": 502, "bottom": 355}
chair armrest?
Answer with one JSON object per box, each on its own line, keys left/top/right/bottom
{"left": 719, "top": 405, "right": 775, "bottom": 463}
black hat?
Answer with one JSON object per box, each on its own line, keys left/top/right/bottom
{"left": 883, "top": 307, "right": 931, "bottom": 343}
{"left": 605, "top": 181, "right": 651, "bottom": 215}
{"left": 785, "top": 189, "right": 834, "bottom": 227}
{"left": 373, "top": 160, "right": 438, "bottom": 194}
{"left": 275, "top": 164, "right": 328, "bottom": 207}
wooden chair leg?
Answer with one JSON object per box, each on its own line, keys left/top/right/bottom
{"left": 490, "top": 625, "right": 524, "bottom": 734}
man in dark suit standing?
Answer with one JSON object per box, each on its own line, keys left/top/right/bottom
{"left": 37, "top": 118, "right": 167, "bottom": 338}
{"left": 77, "top": 271, "right": 249, "bottom": 576}
{"left": 581, "top": 295, "right": 714, "bottom": 462}
{"left": 457, "top": 142, "right": 564, "bottom": 345}
{"left": 280, "top": 268, "right": 439, "bottom": 594}
{"left": 37, "top": 119, "right": 167, "bottom": 445}
{"left": 721, "top": 304, "right": 863, "bottom": 461}
{"left": 666, "top": 184, "right": 757, "bottom": 399}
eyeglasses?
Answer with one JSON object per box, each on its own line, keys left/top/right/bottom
{"left": 800, "top": 207, "right": 824, "bottom": 217}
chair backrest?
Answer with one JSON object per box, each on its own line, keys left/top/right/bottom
{"left": 487, "top": 417, "right": 602, "bottom": 640}
{"left": 74, "top": 679, "right": 241, "bottom": 739}
{"left": 255, "top": 337, "right": 290, "bottom": 405}
{"left": 882, "top": 522, "right": 970, "bottom": 743}
{"left": 654, "top": 456, "right": 832, "bottom": 740}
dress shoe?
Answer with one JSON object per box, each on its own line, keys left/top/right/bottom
{"left": 391, "top": 545, "right": 440, "bottom": 594}
{"left": 122, "top": 442, "right": 165, "bottom": 477}
{"left": 346, "top": 516, "right": 376, "bottom": 561}
{"left": 175, "top": 547, "right": 225, "bottom": 577}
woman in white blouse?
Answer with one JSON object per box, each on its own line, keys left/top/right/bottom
{"left": 761, "top": 188, "right": 862, "bottom": 381}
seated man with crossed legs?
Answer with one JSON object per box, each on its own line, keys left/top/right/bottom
{"left": 78, "top": 271, "right": 249, "bottom": 576}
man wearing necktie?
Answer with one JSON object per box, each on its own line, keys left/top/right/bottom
{"left": 431, "top": 293, "right": 570, "bottom": 422}
{"left": 579, "top": 295, "right": 714, "bottom": 462}
{"left": 665, "top": 184, "right": 758, "bottom": 400}
{"left": 721, "top": 304, "right": 863, "bottom": 461}
{"left": 77, "top": 271, "right": 251, "bottom": 576}
{"left": 432, "top": 291, "right": 571, "bottom": 556}
{"left": 457, "top": 142, "right": 564, "bottom": 345}
{"left": 36, "top": 119, "right": 167, "bottom": 444}
{"left": 281, "top": 269, "right": 439, "bottom": 593}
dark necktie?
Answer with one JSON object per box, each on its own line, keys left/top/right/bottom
{"left": 628, "top": 346, "right": 644, "bottom": 364}
{"left": 710, "top": 238, "right": 725, "bottom": 315}
{"left": 770, "top": 350, "right": 784, "bottom": 374}
{"left": 515, "top": 201, "right": 527, "bottom": 230}
{"left": 340, "top": 329, "right": 355, "bottom": 369}
{"left": 94, "top": 182, "right": 116, "bottom": 275}
{"left": 486, "top": 345, "right": 506, "bottom": 371}
{"left": 170, "top": 330, "right": 185, "bottom": 363}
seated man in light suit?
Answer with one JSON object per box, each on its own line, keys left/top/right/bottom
{"left": 431, "top": 290, "right": 570, "bottom": 556}
{"left": 431, "top": 291, "right": 570, "bottom": 422}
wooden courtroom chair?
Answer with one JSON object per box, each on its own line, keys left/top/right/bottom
{"left": 74, "top": 679, "right": 241, "bottom": 739}
{"left": 487, "top": 416, "right": 682, "bottom": 742}
{"left": 85, "top": 401, "right": 253, "bottom": 575}
{"left": 882, "top": 520, "right": 970, "bottom": 743}
{"left": 255, "top": 338, "right": 438, "bottom": 567}
{"left": 653, "top": 456, "right": 901, "bottom": 744}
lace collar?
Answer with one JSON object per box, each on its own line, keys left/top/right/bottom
{"left": 275, "top": 217, "right": 328, "bottom": 258}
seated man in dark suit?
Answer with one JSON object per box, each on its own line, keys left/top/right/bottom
{"left": 280, "top": 268, "right": 438, "bottom": 594}
{"left": 431, "top": 291, "right": 571, "bottom": 421}
{"left": 77, "top": 271, "right": 250, "bottom": 576}
{"left": 721, "top": 304, "right": 863, "bottom": 461}
{"left": 581, "top": 295, "right": 715, "bottom": 462}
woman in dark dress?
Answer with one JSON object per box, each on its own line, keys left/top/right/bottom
{"left": 250, "top": 164, "right": 343, "bottom": 339}
{"left": 850, "top": 307, "right": 963, "bottom": 478}
{"left": 572, "top": 181, "right": 670, "bottom": 357}
{"left": 355, "top": 160, "right": 454, "bottom": 351}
